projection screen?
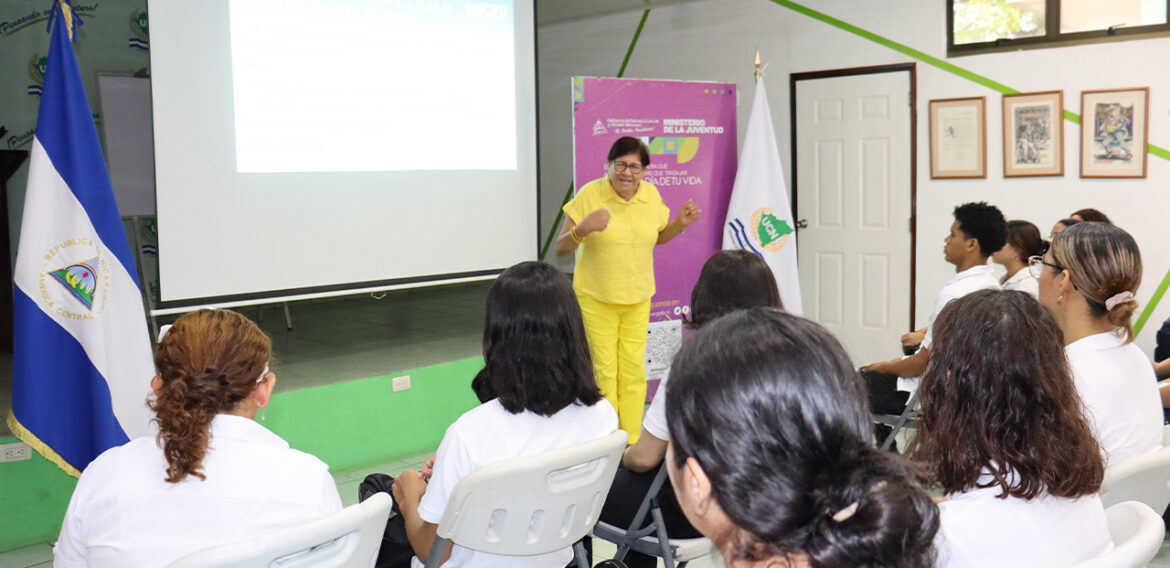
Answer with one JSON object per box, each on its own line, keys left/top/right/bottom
{"left": 148, "top": 0, "right": 537, "bottom": 306}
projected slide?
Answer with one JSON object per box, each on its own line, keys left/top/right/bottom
{"left": 150, "top": 0, "right": 536, "bottom": 303}
{"left": 229, "top": 0, "right": 517, "bottom": 173}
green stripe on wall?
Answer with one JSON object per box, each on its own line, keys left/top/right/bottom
{"left": 264, "top": 357, "right": 483, "bottom": 473}
{"left": 767, "top": 0, "right": 1170, "bottom": 336}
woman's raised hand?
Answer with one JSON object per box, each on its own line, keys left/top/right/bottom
{"left": 577, "top": 208, "right": 612, "bottom": 235}
{"left": 678, "top": 199, "right": 701, "bottom": 226}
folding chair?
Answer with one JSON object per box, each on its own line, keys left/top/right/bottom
{"left": 167, "top": 492, "right": 392, "bottom": 568}
{"left": 423, "top": 430, "right": 628, "bottom": 568}
{"left": 591, "top": 466, "right": 714, "bottom": 568}
{"left": 872, "top": 390, "right": 919, "bottom": 451}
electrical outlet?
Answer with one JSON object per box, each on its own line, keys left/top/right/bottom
{"left": 0, "top": 442, "right": 32, "bottom": 463}
{"left": 392, "top": 375, "right": 411, "bottom": 392}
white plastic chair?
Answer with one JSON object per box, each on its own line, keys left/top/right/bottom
{"left": 422, "top": 430, "right": 628, "bottom": 568}
{"left": 166, "top": 492, "right": 392, "bottom": 568}
{"left": 1099, "top": 442, "right": 1170, "bottom": 513}
{"left": 1071, "top": 501, "right": 1165, "bottom": 568}
{"left": 592, "top": 466, "right": 714, "bottom": 568}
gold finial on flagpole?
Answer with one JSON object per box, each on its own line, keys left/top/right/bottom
{"left": 754, "top": 46, "right": 762, "bottom": 83}
{"left": 59, "top": 0, "right": 75, "bottom": 41}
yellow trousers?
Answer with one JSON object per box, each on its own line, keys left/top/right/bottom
{"left": 577, "top": 294, "right": 651, "bottom": 444}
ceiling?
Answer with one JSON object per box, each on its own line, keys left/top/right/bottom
{"left": 535, "top": 0, "right": 708, "bottom": 26}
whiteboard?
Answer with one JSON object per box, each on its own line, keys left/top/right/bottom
{"left": 97, "top": 74, "right": 155, "bottom": 216}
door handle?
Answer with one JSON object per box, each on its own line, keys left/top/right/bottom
{"left": 795, "top": 219, "right": 809, "bottom": 229}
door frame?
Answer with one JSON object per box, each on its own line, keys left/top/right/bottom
{"left": 789, "top": 63, "right": 918, "bottom": 327}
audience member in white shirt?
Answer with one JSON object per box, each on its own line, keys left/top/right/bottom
{"left": 54, "top": 310, "right": 343, "bottom": 568}
{"left": 1035, "top": 221, "right": 1162, "bottom": 466}
{"left": 609, "top": 250, "right": 784, "bottom": 568}
{"left": 911, "top": 289, "right": 1111, "bottom": 567}
{"left": 862, "top": 202, "right": 1005, "bottom": 442}
{"left": 390, "top": 262, "right": 618, "bottom": 568}
{"left": 992, "top": 219, "right": 1044, "bottom": 299}
{"left": 667, "top": 308, "right": 939, "bottom": 568}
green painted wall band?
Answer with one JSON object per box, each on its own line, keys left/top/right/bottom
{"left": 540, "top": 9, "right": 651, "bottom": 260}
{"left": 768, "top": 0, "right": 1169, "bottom": 336}
{"left": 1135, "top": 269, "right": 1170, "bottom": 336}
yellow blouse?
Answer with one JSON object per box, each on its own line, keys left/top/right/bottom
{"left": 563, "top": 176, "right": 670, "bottom": 305}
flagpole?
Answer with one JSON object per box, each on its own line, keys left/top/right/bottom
{"left": 754, "top": 47, "right": 761, "bottom": 84}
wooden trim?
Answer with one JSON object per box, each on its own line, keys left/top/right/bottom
{"left": 790, "top": 63, "right": 919, "bottom": 329}
{"left": 1002, "top": 90, "right": 1064, "bottom": 177}
{"left": 928, "top": 96, "right": 987, "bottom": 179}
{"left": 947, "top": 0, "right": 1170, "bottom": 57}
{"left": 1079, "top": 87, "right": 1149, "bottom": 179}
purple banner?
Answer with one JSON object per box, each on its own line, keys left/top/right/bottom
{"left": 571, "top": 77, "right": 737, "bottom": 391}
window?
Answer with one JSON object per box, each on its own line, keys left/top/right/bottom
{"left": 949, "top": 0, "right": 1170, "bottom": 55}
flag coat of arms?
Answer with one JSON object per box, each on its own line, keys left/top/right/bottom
{"left": 723, "top": 79, "right": 804, "bottom": 315}
{"left": 9, "top": 2, "right": 155, "bottom": 476}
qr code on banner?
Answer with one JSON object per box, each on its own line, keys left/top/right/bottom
{"left": 645, "top": 319, "right": 683, "bottom": 383}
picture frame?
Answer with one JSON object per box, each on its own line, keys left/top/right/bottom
{"left": 930, "top": 97, "right": 986, "bottom": 179}
{"left": 1002, "top": 91, "right": 1063, "bottom": 177}
{"left": 1080, "top": 87, "right": 1149, "bottom": 178}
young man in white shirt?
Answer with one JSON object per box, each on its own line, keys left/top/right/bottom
{"left": 862, "top": 202, "right": 1006, "bottom": 440}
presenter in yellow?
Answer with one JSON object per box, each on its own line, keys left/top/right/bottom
{"left": 556, "top": 136, "right": 700, "bottom": 444}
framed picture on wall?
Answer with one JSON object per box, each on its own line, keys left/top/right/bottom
{"left": 1002, "top": 91, "right": 1063, "bottom": 177}
{"left": 930, "top": 97, "right": 986, "bottom": 178}
{"left": 1080, "top": 88, "right": 1149, "bottom": 178}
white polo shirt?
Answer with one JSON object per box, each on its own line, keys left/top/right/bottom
{"left": 414, "top": 398, "right": 618, "bottom": 568}
{"left": 1000, "top": 268, "right": 1039, "bottom": 300}
{"left": 1066, "top": 331, "right": 1163, "bottom": 467}
{"left": 936, "top": 480, "right": 1112, "bottom": 567}
{"left": 643, "top": 372, "right": 669, "bottom": 441}
{"left": 54, "top": 414, "right": 343, "bottom": 568}
{"left": 899, "top": 264, "right": 1000, "bottom": 392}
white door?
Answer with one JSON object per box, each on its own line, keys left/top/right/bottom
{"left": 794, "top": 70, "right": 913, "bottom": 366}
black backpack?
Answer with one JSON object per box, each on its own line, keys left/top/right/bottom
{"left": 358, "top": 473, "right": 415, "bottom": 568}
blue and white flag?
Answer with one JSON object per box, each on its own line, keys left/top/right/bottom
{"left": 9, "top": 2, "right": 154, "bottom": 476}
{"left": 723, "top": 79, "right": 803, "bottom": 315}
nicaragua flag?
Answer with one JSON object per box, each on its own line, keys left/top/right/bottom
{"left": 9, "top": 1, "right": 155, "bottom": 477}
{"left": 722, "top": 79, "right": 804, "bottom": 315}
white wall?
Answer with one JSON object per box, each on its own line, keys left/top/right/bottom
{"left": 537, "top": 0, "right": 1170, "bottom": 356}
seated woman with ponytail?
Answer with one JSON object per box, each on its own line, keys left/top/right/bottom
{"left": 54, "top": 309, "right": 342, "bottom": 568}
{"left": 665, "top": 308, "right": 938, "bottom": 568}
{"left": 911, "top": 289, "right": 1111, "bottom": 566}
{"left": 1035, "top": 221, "right": 1162, "bottom": 466}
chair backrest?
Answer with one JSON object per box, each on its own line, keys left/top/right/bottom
{"left": 166, "top": 492, "right": 392, "bottom": 568}
{"left": 1071, "top": 501, "right": 1165, "bottom": 568}
{"left": 1100, "top": 444, "right": 1170, "bottom": 512}
{"left": 434, "top": 429, "right": 627, "bottom": 557}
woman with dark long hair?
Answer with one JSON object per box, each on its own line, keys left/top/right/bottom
{"left": 54, "top": 310, "right": 342, "bottom": 567}
{"left": 391, "top": 261, "right": 617, "bottom": 568}
{"left": 911, "top": 289, "right": 1110, "bottom": 566}
{"left": 991, "top": 219, "right": 1043, "bottom": 298}
{"left": 600, "top": 250, "right": 783, "bottom": 568}
{"left": 668, "top": 308, "right": 938, "bottom": 568}
{"left": 1034, "top": 222, "right": 1162, "bottom": 466}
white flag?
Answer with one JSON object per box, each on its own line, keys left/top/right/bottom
{"left": 723, "top": 80, "right": 803, "bottom": 315}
